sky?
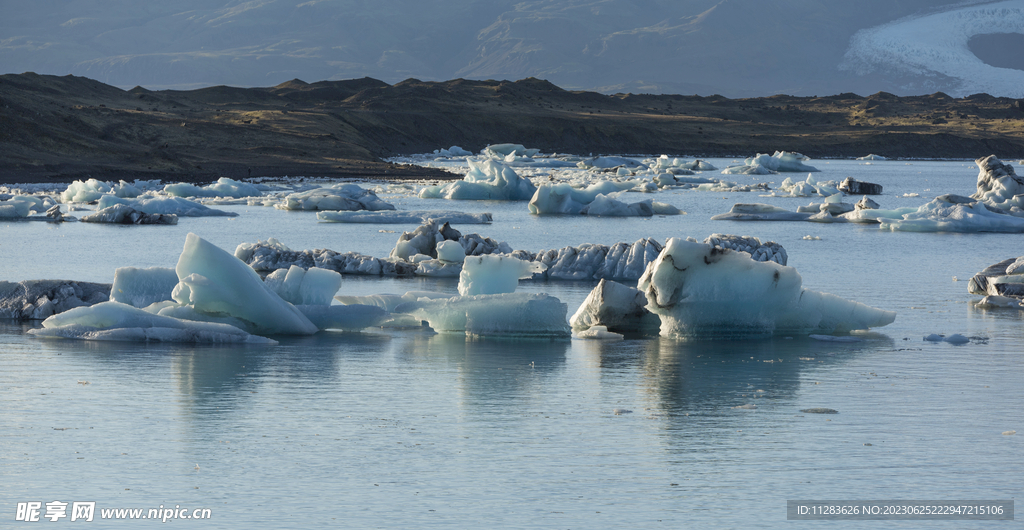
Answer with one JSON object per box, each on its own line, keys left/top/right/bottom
{"left": 1, "top": 0, "right": 1022, "bottom": 97}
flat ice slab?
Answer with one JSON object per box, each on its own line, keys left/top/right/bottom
{"left": 317, "top": 210, "right": 492, "bottom": 224}
{"left": 395, "top": 292, "right": 570, "bottom": 337}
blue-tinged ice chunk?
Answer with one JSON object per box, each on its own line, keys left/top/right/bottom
{"left": 458, "top": 255, "right": 546, "bottom": 296}
{"left": 96, "top": 195, "right": 236, "bottom": 217}
{"left": 295, "top": 304, "right": 389, "bottom": 331}
{"left": 394, "top": 292, "right": 569, "bottom": 337}
{"left": 175, "top": 233, "right": 318, "bottom": 335}
{"left": 419, "top": 159, "right": 536, "bottom": 200}
{"left": 263, "top": 265, "right": 342, "bottom": 306}
{"left": 110, "top": 267, "right": 179, "bottom": 308}
{"left": 316, "top": 210, "right": 492, "bottom": 224}
{"left": 637, "top": 238, "right": 895, "bottom": 339}
{"left": 28, "top": 301, "right": 275, "bottom": 344}
{"left": 164, "top": 178, "right": 266, "bottom": 198}
{"left": 276, "top": 183, "right": 395, "bottom": 211}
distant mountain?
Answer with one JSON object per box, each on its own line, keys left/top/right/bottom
{"left": 1, "top": 0, "right": 1021, "bottom": 96}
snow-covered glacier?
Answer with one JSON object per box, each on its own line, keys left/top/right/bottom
{"left": 841, "top": 0, "right": 1024, "bottom": 97}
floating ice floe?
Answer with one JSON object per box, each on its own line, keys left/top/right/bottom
{"left": 857, "top": 154, "right": 888, "bottom": 161}
{"left": 723, "top": 151, "right": 820, "bottom": 175}
{"left": 637, "top": 238, "right": 895, "bottom": 338}
{"left": 763, "top": 174, "right": 840, "bottom": 197}
{"left": 458, "top": 255, "right": 546, "bottom": 296}
{"left": 237, "top": 237, "right": 417, "bottom": 277}
{"left": 712, "top": 203, "right": 813, "bottom": 222}
{"left": 480, "top": 144, "right": 579, "bottom": 168}
{"left": 394, "top": 292, "right": 570, "bottom": 337}
{"left": 80, "top": 204, "right": 178, "bottom": 225}
{"left": 0, "top": 195, "right": 54, "bottom": 219}
{"left": 0, "top": 280, "right": 110, "bottom": 320}
{"left": 164, "top": 178, "right": 266, "bottom": 198}
{"left": 28, "top": 301, "right": 277, "bottom": 343}
{"left": 877, "top": 195, "right": 1024, "bottom": 233}
{"left": 276, "top": 183, "right": 395, "bottom": 211}
{"left": 647, "top": 155, "right": 717, "bottom": 172}
{"left": 316, "top": 210, "right": 492, "bottom": 224}
{"left": 60, "top": 179, "right": 147, "bottom": 203}
{"left": 434, "top": 146, "right": 473, "bottom": 157}
{"left": 576, "top": 325, "right": 624, "bottom": 340}
{"left": 96, "top": 195, "right": 236, "bottom": 217}
{"left": 419, "top": 159, "right": 537, "bottom": 200}
{"left": 528, "top": 181, "right": 633, "bottom": 215}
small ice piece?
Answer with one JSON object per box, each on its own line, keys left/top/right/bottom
{"left": 263, "top": 265, "right": 342, "bottom": 306}
{"left": 976, "top": 295, "right": 1024, "bottom": 309}
{"left": 711, "top": 203, "right": 812, "bottom": 221}
{"left": 923, "top": 334, "right": 945, "bottom": 341}
{"left": 28, "top": 301, "right": 275, "bottom": 344}
{"left": 637, "top": 238, "right": 895, "bottom": 338}
{"left": 295, "top": 304, "right": 388, "bottom": 331}
{"left": 394, "top": 292, "right": 570, "bottom": 337}
{"left": 855, "top": 196, "right": 880, "bottom": 210}
{"left": 96, "top": 195, "right": 236, "bottom": 217}
{"left": 458, "top": 255, "right": 547, "bottom": 296}
{"left": 801, "top": 235, "right": 822, "bottom": 240}
{"left": 943, "top": 334, "right": 969, "bottom": 344}
{"left": 570, "top": 279, "right": 658, "bottom": 333}
{"left": 316, "top": 210, "right": 492, "bottom": 224}
{"left": 164, "top": 178, "right": 265, "bottom": 198}
{"left": 110, "top": 267, "right": 179, "bottom": 308}
{"left": 857, "top": 154, "right": 887, "bottom": 161}
{"left": 174, "top": 233, "right": 319, "bottom": 335}
{"left": 732, "top": 404, "right": 757, "bottom": 410}
{"left": 838, "top": 177, "right": 883, "bottom": 195}
{"left": 576, "top": 325, "right": 624, "bottom": 340}
{"left": 418, "top": 159, "right": 537, "bottom": 200}
{"left": 277, "top": 184, "right": 395, "bottom": 211}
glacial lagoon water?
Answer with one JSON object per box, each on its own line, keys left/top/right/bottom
{"left": 1, "top": 158, "right": 1021, "bottom": 528}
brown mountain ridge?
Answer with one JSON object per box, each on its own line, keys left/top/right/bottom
{"left": 2, "top": 72, "right": 1023, "bottom": 184}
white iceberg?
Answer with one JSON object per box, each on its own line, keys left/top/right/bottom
{"left": 711, "top": 203, "right": 813, "bottom": 222}
{"left": 749, "top": 151, "right": 820, "bottom": 172}
{"left": 80, "top": 204, "right": 178, "bottom": 224}
{"left": 164, "top": 178, "right": 265, "bottom": 198}
{"left": 60, "top": 179, "right": 113, "bottom": 203}
{"left": 394, "top": 293, "right": 570, "bottom": 337}
{"left": 878, "top": 195, "right": 1024, "bottom": 233}
{"left": 263, "top": 265, "right": 343, "bottom": 306}
{"left": 96, "top": 195, "right": 236, "bottom": 217}
{"left": 316, "top": 210, "right": 492, "bottom": 224}
{"left": 110, "top": 267, "right": 179, "bottom": 308}
{"left": 458, "top": 255, "right": 546, "bottom": 296}
{"left": 418, "top": 159, "right": 537, "bottom": 200}
{"left": 434, "top": 146, "right": 473, "bottom": 157}
{"left": 28, "top": 301, "right": 275, "bottom": 344}
{"left": 972, "top": 155, "right": 1024, "bottom": 215}
{"left": 637, "top": 238, "right": 895, "bottom": 339}
{"left": 0, "top": 195, "right": 48, "bottom": 218}
{"left": 277, "top": 184, "right": 395, "bottom": 211}
{"left": 528, "top": 181, "right": 632, "bottom": 215}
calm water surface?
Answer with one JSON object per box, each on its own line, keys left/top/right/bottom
{"left": 1, "top": 159, "right": 1020, "bottom": 528}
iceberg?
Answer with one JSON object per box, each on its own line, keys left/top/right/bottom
{"left": 483, "top": 143, "right": 541, "bottom": 158}
{"left": 637, "top": 238, "right": 895, "bottom": 338}
{"left": 0, "top": 280, "right": 110, "bottom": 320}
{"left": 276, "top": 184, "right": 395, "bottom": 211}
{"left": 60, "top": 179, "right": 153, "bottom": 203}
{"left": 164, "top": 178, "right": 265, "bottom": 198}
{"left": 28, "top": 301, "right": 275, "bottom": 344}
{"left": 263, "top": 265, "right": 343, "bottom": 306}
{"left": 96, "top": 195, "right": 236, "bottom": 217}
{"left": 748, "top": 151, "right": 820, "bottom": 172}
{"left": 580, "top": 195, "right": 681, "bottom": 217}
{"left": 173, "top": 233, "right": 319, "bottom": 335}
{"left": 294, "top": 304, "right": 389, "bottom": 332}
{"left": 972, "top": 155, "right": 1024, "bottom": 215}
{"left": 236, "top": 238, "right": 417, "bottom": 277}
{"left": 711, "top": 203, "right": 813, "bottom": 221}
{"left": 80, "top": 204, "right": 178, "bottom": 224}
{"left": 458, "top": 255, "right": 546, "bottom": 296}
{"left": 528, "top": 181, "right": 632, "bottom": 215}
{"left": 576, "top": 156, "right": 646, "bottom": 169}
{"left": 110, "top": 267, "right": 179, "bottom": 308}
{"left": 394, "top": 293, "right": 570, "bottom": 337}
{"left": 0, "top": 195, "right": 48, "bottom": 218}
{"left": 570, "top": 279, "right": 659, "bottom": 333}
{"left": 648, "top": 155, "right": 717, "bottom": 172}
{"left": 968, "top": 257, "right": 1024, "bottom": 298}
{"left": 434, "top": 146, "right": 473, "bottom": 157}
{"left": 576, "top": 326, "right": 624, "bottom": 340}
{"left": 877, "top": 195, "right": 1024, "bottom": 233}
{"left": 857, "top": 154, "right": 888, "bottom": 161}
{"left": 316, "top": 210, "right": 492, "bottom": 224}
{"left": 390, "top": 221, "right": 511, "bottom": 262}
{"left": 418, "top": 159, "right": 537, "bottom": 200}
{"left": 838, "top": 177, "right": 883, "bottom": 195}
